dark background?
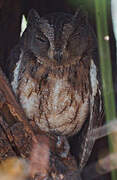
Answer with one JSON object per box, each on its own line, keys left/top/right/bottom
{"left": 0, "top": 0, "right": 116, "bottom": 179}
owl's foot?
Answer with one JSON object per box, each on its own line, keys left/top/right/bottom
{"left": 56, "top": 136, "right": 70, "bottom": 158}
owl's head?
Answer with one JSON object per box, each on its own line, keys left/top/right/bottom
{"left": 24, "top": 9, "right": 97, "bottom": 66}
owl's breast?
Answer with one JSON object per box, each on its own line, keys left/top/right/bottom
{"left": 17, "top": 71, "right": 89, "bottom": 136}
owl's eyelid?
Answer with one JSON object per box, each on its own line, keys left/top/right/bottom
{"left": 36, "top": 34, "right": 48, "bottom": 43}
{"left": 68, "top": 34, "right": 79, "bottom": 41}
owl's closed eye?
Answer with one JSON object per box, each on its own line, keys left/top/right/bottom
{"left": 21, "top": 9, "right": 96, "bottom": 67}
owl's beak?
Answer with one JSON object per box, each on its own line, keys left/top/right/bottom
{"left": 54, "top": 50, "right": 63, "bottom": 63}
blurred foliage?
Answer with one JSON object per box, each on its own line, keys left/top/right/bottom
{"left": 20, "top": 15, "right": 27, "bottom": 37}
{"left": 0, "top": 157, "right": 28, "bottom": 180}
{"left": 111, "top": 0, "right": 117, "bottom": 62}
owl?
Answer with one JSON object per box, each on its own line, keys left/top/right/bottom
{"left": 8, "top": 9, "right": 103, "bottom": 168}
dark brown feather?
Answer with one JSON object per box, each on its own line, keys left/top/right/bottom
{"left": 8, "top": 9, "right": 103, "bottom": 168}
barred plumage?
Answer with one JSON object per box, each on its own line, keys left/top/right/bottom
{"left": 8, "top": 9, "right": 103, "bottom": 168}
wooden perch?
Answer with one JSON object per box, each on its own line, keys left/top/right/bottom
{"left": 0, "top": 66, "right": 62, "bottom": 156}
{"left": 0, "top": 66, "right": 39, "bottom": 144}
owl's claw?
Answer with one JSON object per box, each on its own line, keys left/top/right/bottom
{"left": 56, "top": 136, "right": 70, "bottom": 158}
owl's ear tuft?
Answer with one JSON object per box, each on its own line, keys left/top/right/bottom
{"left": 72, "top": 9, "right": 88, "bottom": 26}
{"left": 27, "top": 9, "right": 40, "bottom": 27}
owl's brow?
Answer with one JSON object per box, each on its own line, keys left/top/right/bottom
{"left": 62, "top": 23, "right": 74, "bottom": 41}
{"left": 39, "top": 19, "right": 54, "bottom": 49}
{"left": 62, "top": 10, "right": 86, "bottom": 41}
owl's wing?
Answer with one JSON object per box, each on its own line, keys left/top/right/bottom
{"left": 78, "top": 59, "right": 103, "bottom": 169}
{"left": 79, "top": 88, "right": 103, "bottom": 168}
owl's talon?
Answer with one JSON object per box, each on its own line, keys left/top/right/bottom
{"left": 56, "top": 136, "right": 70, "bottom": 158}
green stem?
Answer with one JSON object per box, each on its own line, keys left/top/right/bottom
{"left": 94, "top": 0, "right": 116, "bottom": 179}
